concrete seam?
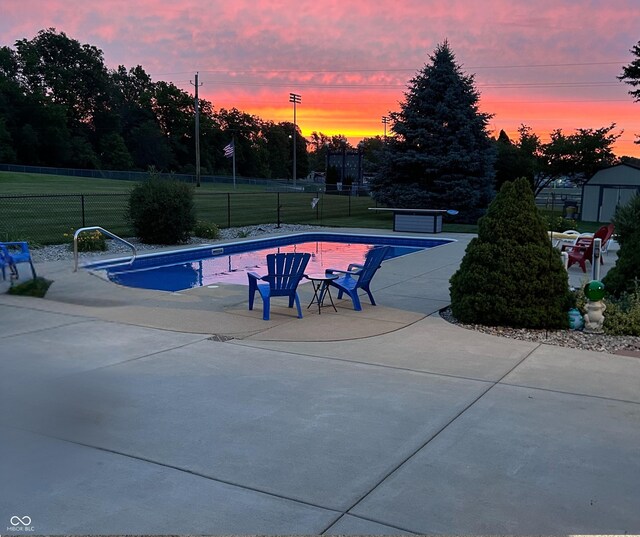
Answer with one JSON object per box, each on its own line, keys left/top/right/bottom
{"left": 498, "top": 381, "right": 640, "bottom": 406}
{"left": 2, "top": 424, "right": 342, "bottom": 516}
{"left": 0, "top": 318, "right": 96, "bottom": 340}
{"left": 340, "top": 343, "right": 542, "bottom": 522}
{"left": 229, "top": 340, "right": 499, "bottom": 385}
{"left": 60, "top": 336, "right": 212, "bottom": 380}
{"left": 320, "top": 512, "right": 419, "bottom": 535}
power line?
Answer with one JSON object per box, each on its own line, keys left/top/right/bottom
{"left": 175, "top": 79, "right": 621, "bottom": 90}
{"left": 150, "top": 60, "right": 627, "bottom": 77}
{"left": 192, "top": 98, "right": 632, "bottom": 106}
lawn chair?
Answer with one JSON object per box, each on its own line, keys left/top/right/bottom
{"left": 560, "top": 224, "right": 614, "bottom": 272}
{"left": 597, "top": 223, "right": 615, "bottom": 256}
{"left": 0, "top": 242, "right": 37, "bottom": 280}
{"left": 248, "top": 252, "right": 311, "bottom": 321}
{"left": 325, "top": 245, "right": 390, "bottom": 311}
{"left": 0, "top": 245, "right": 12, "bottom": 280}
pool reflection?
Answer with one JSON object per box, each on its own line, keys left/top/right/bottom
{"left": 107, "top": 241, "right": 422, "bottom": 292}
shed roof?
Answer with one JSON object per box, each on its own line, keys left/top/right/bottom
{"left": 585, "top": 162, "right": 640, "bottom": 186}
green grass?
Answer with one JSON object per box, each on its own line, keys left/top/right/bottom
{"left": 7, "top": 277, "right": 53, "bottom": 297}
{"left": 0, "top": 170, "right": 267, "bottom": 194}
{"left": 537, "top": 208, "right": 602, "bottom": 233}
{"left": 0, "top": 172, "right": 395, "bottom": 243}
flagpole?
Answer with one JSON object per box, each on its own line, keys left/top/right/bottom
{"left": 232, "top": 134, "right": 236, "bottom": 190}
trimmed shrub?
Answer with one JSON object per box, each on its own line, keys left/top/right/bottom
{"left": 128, "top": 177, "right": 196, "bottom": 244}
{"left": 449, "top": 177, "right": 572, "bottom": 328}
{"left": 602, "top": 193, "right": 640, "bottom": 297}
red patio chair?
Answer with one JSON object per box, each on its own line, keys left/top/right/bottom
{"left": 561, "top": 224, "right": 614, "bottom": 272}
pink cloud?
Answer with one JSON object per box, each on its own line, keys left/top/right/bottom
{"left": 1, "top": 0, "right": 639, "bottom": 155}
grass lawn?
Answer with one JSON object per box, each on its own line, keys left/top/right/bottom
{"left": 1, "top": 171, "right": 397, "bottom": 243}
{"left": 0, "top": 171, "right": 266, "bottom": 194}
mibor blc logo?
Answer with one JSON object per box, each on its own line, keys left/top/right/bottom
{"left": 7, "top": 515, "right": 34, "bottom": 532}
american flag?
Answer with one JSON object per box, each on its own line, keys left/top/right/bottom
{"left": 223, "top": 140, "right": 234, "bottom": 158}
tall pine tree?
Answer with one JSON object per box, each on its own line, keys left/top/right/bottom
{"left": 370, "top": 41, "right": 495, "bottom": 223}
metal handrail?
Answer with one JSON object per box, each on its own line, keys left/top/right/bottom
{"left": 73, "top": 226, "right": 137, "bottom": 272}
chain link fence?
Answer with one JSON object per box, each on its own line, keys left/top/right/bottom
{"left": 0, "top": 191, "right": 382, "bottom": 244}
{"left": 0, "top": 163, "right": 296, "bottom": 188}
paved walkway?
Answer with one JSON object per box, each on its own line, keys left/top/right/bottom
{"left": 1, "top": 231, "right": 638, "bottom": 534}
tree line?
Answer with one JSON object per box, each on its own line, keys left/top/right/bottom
{"left": 2, "top": 29, "right": 639, "bottom": 209}
{"left": 0, "top": 28, "right": 323, "bottom": 178}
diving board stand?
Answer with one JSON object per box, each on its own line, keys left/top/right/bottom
{"left": 368, "top": 208, "right": 454, "bottom": 233}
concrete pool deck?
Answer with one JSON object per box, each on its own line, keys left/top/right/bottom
{"left": 1, "top": 229, "right": 639, "bottom": 534}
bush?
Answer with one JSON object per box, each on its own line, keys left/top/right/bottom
{"left": 602, "top": 285, "right": 640, "bottom": 336}
{"left": 128, "top": 176, "right": 196, "bottom": 244}
{"left": 449, "top": 177, "right": 572, "bottom": 328}
{"left": 602, "top": 193, "right": 640, "bottom": 297}
{"left": 193, "top": 221, "right": 220, "bottom": 240}
{"left": 545, "top": 215, "right": 577, "bottom": 232}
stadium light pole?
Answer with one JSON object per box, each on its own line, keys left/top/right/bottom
{"left": 289, "top": 93, "right": 301, "bottom": 187}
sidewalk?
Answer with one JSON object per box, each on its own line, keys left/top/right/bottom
{"left": 0, "top": 232, "right": 638, "bottom": 534}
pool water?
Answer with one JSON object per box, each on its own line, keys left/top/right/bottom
{"left": 105, "top": 242, "right": 420, "bottom": 292}
{"left": 88, "top": 233, "right": 454, "bottom": 292}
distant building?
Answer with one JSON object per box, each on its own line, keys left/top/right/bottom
{"left": 581, "top": 162, "right": 640, "bottom": 222}
{"left": 326, "top": 149, "right": 363, "bottom": 185}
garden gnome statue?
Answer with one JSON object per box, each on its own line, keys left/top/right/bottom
{"left": 583, "top": 280, "right": 606, "bottom": 334}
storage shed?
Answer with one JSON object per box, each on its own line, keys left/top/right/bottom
{"left": 581, "top": 162, "right": 640, "bottom": 222}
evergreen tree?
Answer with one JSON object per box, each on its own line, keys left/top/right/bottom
{"left": 619, "top": 40, "right": 640, "bottom": 103}
{"left": 602, "top": 194, "right": 640, "bottom": 297}
{"left": 370, "top": 41, "right": 495, "bottom": 223}
{"left": 619, "top": 40, "right": 640, "bottom": 145}
{"left": 449, "top": 178, "right": 571, "bottom": 328}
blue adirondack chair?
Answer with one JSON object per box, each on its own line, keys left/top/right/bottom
{"left": 248, "top": 252, "right": 311, "bottom": 320}
{"left": 0, "top": 245, "right": 11, "bottom": 280}
{"left": 325, "top": 245, "right": 390, "bottom": 311}
{"left": 0, "top": 242, "right": 37, "bottom": 280}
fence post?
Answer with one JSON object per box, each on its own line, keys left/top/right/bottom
{"left": 277, "top": 192, "right": 281, "bottom": 228}
{"left": 227, "top": 193, "right": 231, "bottom": 228}
{"left": 81, "top": 194, "right": 86, "bottom": 227}
{"left": 348, "top": 193, "right": 351, "bottom": 217}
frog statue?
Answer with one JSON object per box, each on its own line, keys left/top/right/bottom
{"left": 583, "top": 280, "right": 606, "bottom": 334}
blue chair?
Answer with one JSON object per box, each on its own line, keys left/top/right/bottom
{"left": 0, "top": 245, "right": 11, "bottom": 280}
{"left": 325, "top": 246, "right": 390, "bottom": 311}
{"left": 248, "top": 252, "right": 311, "bottom": 321}
{"left": 0, "top": 242, "right": 37, "bottom": 280}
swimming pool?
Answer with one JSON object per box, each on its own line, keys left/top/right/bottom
{"left": 86, "top": 233, "right": 454, "bottom": 292}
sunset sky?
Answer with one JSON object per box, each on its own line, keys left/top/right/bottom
{"left": 2, "top": 0, "right": 639, "bottom": 156}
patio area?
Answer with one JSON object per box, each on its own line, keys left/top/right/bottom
{"left": 1, "top": 230, "right": 638, "bottom": 534}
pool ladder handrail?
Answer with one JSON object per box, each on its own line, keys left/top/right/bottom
{"left": 73, "top": 226, "right": 137, "bottom": 272}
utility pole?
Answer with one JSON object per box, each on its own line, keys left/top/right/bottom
{"left": 382, "top": 116, "right": 389, "bottom": 142}
{"left": 191, "top": 72, "right": 203, "bottom": 187}
{"left": 289, "top": 93, "right": 301, "bottom": 188}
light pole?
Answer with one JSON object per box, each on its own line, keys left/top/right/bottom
{"left": 381, "top": 116, "right": 389, "bottom": 142}
{"left": 289, "top": 93, "right": 301, "bottom": 187}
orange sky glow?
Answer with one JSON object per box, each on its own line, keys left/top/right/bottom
{"left": 2, "top": 0, "right": 639, "bottom": 156}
